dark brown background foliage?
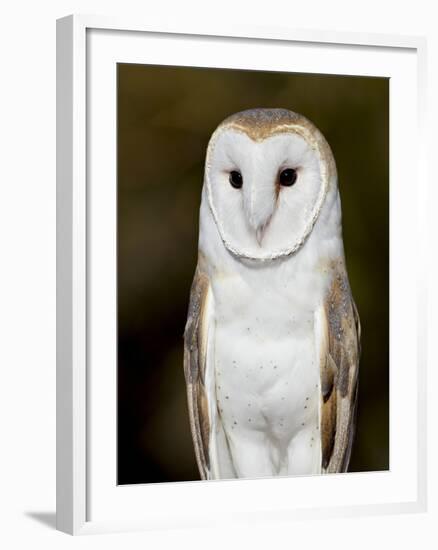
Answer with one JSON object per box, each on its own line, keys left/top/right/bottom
{"left": 117, "top": 64, "right": 389, "bottom": 484}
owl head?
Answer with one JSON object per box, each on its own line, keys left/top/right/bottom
{"left": 203, "top": 108, "right": 340, "bottom": 261}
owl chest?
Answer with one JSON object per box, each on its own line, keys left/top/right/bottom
{"left": 212, "top": 271, "right": 321, "bottom": 437}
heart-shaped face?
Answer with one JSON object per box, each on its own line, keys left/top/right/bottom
{"left": 204, "top": 109, "right": 336, "bottom": 261}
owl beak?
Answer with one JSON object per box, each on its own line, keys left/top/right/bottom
{"left": 255, "top": 224, "right": 266, "bottom": 246}
{"left": 244, "top": 176, "right": 275, "bottom": 246}
{"left": 255, "top": 216, "right": 273, "bottom": 246}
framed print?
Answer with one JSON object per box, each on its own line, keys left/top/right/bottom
{"left": 56, "top": 15, "right": 427, "bottom": 535}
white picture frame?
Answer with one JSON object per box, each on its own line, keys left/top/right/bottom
{"left": 56, "top": 14, "right": 427, "bottom": 535}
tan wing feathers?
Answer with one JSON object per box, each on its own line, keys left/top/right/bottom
{"left": 183, "top": 266, "right": 212, "bottom": 479}
{"left": 321, "top": 263, "right": 361, "bottom": 473}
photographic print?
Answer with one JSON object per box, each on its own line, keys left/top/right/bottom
{"left": 117, "top": 64, "right": 389, "bottom": 484}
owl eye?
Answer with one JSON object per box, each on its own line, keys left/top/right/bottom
{"left": 279, "top": 168, "right": 297, "bottom": 187}
{"left": 229, "top": 170, "right": 243, "bottom": 189}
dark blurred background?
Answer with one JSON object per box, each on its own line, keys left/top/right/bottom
{"left": 117, "top": 64, "right": 389, "bottom": 484}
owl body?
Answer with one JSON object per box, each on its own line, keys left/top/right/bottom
{"left": 184, "top": 109, "right": 360, "bottom": 480}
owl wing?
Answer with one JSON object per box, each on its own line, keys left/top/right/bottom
{"left": 183, "top": 265, "right": 214, "bottom": 480}
{"left": 317, "top": 264, "right": 361, "bottom": 473}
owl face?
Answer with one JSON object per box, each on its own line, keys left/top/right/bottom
{"left": 204, "top": 109, "right": 336, "bottom": 261}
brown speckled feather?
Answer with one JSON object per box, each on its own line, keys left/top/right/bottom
{"left": 183, "top": 265, "right": 212, "bottom": 480}
{"left": 320, "top": 261, "right": 361, "bottom": 473}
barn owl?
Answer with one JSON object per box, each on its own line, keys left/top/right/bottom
{"left": 184, "top": 108, "right": 360, "bottom": 480}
